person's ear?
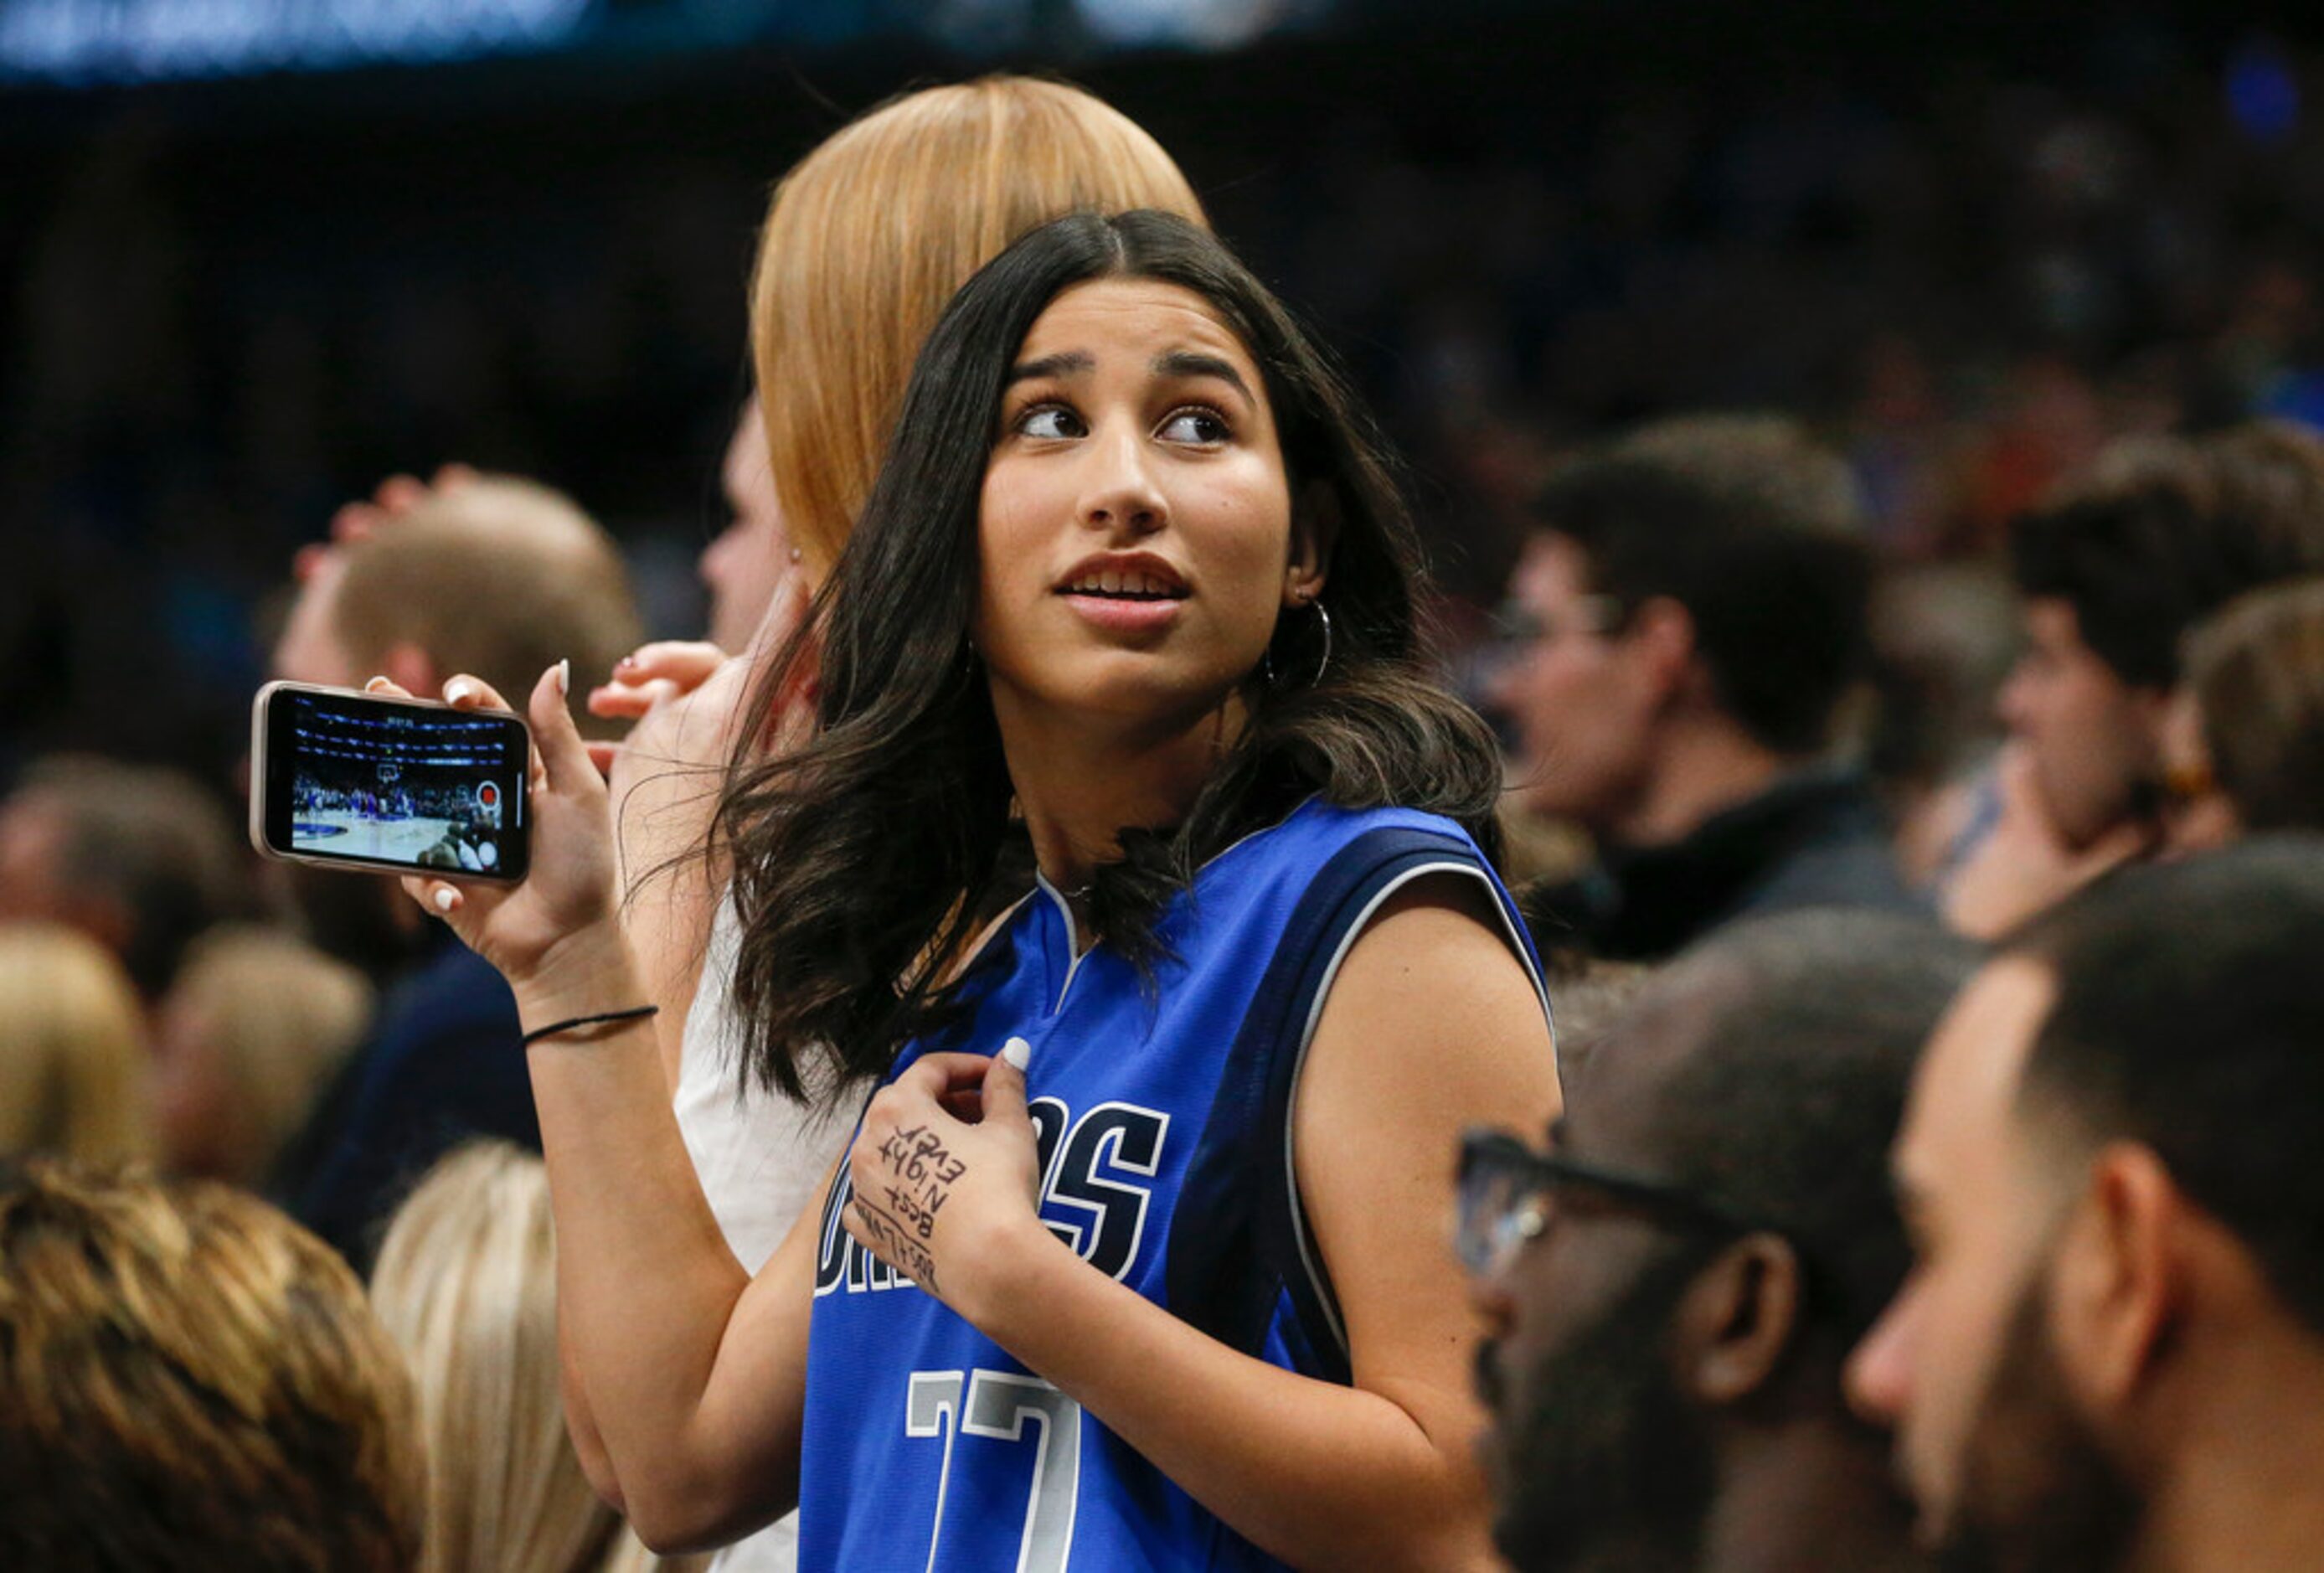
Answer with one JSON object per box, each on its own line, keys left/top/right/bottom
{"left": 1673, "top": 1232, "right": 1805, "bottom": 1407}
{"left": 1285, "top": 481, "right": 1339, "bottom": 606}
{"left": 380, "top": 642, "right": 439, "bottom": 700}
{"left": 1626, "top": 596, "right": 1698, "bottom": 701}
{"left": 2049, "top": 1142, "right": 2179, "bottom": 1412}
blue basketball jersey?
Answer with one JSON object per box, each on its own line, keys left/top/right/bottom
{"left": 799, "top": 798, "right": 1551, "bottom": 1571}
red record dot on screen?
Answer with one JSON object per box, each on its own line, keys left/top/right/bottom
{"left": 478, "top": 782, "right": 499, "bottom": 808}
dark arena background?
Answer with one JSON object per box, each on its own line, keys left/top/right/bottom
{"left": 7, "top": 0, "right": 2324, "bottom": 786}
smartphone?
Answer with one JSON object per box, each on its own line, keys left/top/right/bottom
{"left": 250, "top": 680, "right": 531, "bottom": 882}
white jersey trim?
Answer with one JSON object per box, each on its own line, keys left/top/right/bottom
{"left": 1281, "top": 859, "right": 1554, "bottom": 1356}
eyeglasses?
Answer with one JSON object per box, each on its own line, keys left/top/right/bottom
{"left": 1490, "top": 593, "right": 1627, "bottom": 650}
{"left": 1454, "top": 1127, "right": 1775, "bottom": 1278}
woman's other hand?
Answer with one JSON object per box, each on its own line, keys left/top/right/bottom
{"left": 839, "top": 1045, "right": 1050, "bottom": 1320}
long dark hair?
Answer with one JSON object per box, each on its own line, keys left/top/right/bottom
{"left": 717, "top": 209, "right": 1503, "bottom": 1101}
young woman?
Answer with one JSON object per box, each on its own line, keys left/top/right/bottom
{"left": 578, "top": 84, "right": 1205, "bottom": 1570}
{"left": 396, "top": 211, "right": 1558, "bottom": 1570}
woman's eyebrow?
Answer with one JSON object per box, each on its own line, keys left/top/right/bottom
{"left": 1007, "top": 350, "right": 1094, "bottom": 384}
{"left": 1154, "top": 349, "right": 1253, "bottom": 400}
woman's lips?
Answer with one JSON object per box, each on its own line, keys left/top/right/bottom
{"left": 1059, "top": 591, "right": 1187, "bottom": 634}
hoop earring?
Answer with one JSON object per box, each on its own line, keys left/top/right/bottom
{"left": 1262, "top": 600, "right": 1332, "bottom": 690}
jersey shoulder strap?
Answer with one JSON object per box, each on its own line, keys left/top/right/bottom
{"left": 1165, "top": 807, "right": 1548, "bottom": 1380}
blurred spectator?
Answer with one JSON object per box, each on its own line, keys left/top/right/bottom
{"left": 0, "top": 924, "right": 155, "bottom": 1165}
{"left": 2161, "top": 576, "right": 2324, "bottom": 853}
{"left": 698, "top": 394, "right": 790, "bottom": 656}
{"left": 369, "top": 1142, "right": 699, "bottom": 1573}
{"left": 1470, "top": 910, "right": 1974, "bottom": 1573}
{"left": 1851, "top": 838, "right": 2324, "bottom": 1571}
{"left": 0, "top": 754, "right": 250, "bottom": 1004}
{"left": 1494, "top": 415, "right": 1915, "bottom": 960}
{"left": 276, "top": 472, "right": 642, "bottom": 729}
{"left": 1528, "top": 951, "right": 1653, "bottom": 1093}
{"left": 152, "top": 924, "right": 372, "bottom": 1187}
{"left": 0, "top": 1158, "right": 425, "bottom": 1570}
{"left": 1945, "top": 423, "right": 2324, "bottom": 935}
{"left": 1531, "top": 952, "right": 1654, "bottom": 1053}
{"left": 269, "top": 470, "right": 643, "bottom": 1271}
{"left": 1864, "top": 563, "right": 2022, "bottom": 887}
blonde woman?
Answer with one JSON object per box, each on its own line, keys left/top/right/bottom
{"left": 371, "top": 1142, "right": 703, "bottom": 1573}
{"left": 0, "top": 923, "right": 155, "bottom": 1164}
{"left": 153, "top": 924, "right": 372, "bottom": 1185}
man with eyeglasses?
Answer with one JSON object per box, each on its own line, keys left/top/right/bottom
{"left": 1467, "top": 909, "right": 1971, "bottom": 1573}
{"left": 1848, "top": 838, "right": 2324, "bottom": 1572}
{"left": 1487, "top": 415, "right": 1917, "bottom": 962}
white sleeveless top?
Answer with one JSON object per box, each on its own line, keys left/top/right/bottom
{"left": 671, "top": 892, "right": 853, "bottom": 1571}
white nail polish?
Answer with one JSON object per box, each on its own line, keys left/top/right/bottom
{"left": 365, "top": 675, "right": 391, "bottom": 691}
{"left": 554, "top": 658, "right": 570, "bottom": 698}
{"left": 433, "top": 887, "right": 457, "bottom": 914}
{"left": 1000, "top": 1035, "right": 1031, "bottom": 1070}
{"left": 445, "top": 680, "right": 473, "bottom": 706}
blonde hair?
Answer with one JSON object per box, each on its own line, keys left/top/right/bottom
{"left": 0, "top": 1161, "right": 425, "bottom": 1570}
{"left": 2185, "top": 576, "right": 2324, "bottom": 833}
{"left": 158, "top": 925, "right": 372, "bottom": 1185}
{"left": 370, "top": 1143, "right": 694, "bottom": 1573}
{"left": 751, "top": 75, "right": 1207, "bottom": 575}
{"left": 0, "top": 924, "right": 154, "bottom": 1164}
{"left": 330, "top": 474, "right": 645, "bottom": 739}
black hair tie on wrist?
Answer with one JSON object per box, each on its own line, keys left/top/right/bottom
{"left": 522, "top": 1004, "right": 659, "bottom": 1046}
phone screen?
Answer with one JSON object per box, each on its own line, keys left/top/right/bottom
{"left": 257, "top": 684, "right": 529, "bottom": 881}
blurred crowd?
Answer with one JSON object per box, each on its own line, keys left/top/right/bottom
{"left": 6, "top": 19, "right": 2324, "bottom": 1573}
{"left": 18, "top": 28, "right": 2324, "bottom": 776}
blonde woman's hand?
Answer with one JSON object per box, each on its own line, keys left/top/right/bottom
{"left": 380, "top": 664, "right": 625, "bottom": 998}
{"left": 585, "top": 568, "right": 817, "bottom": 780}
{"left": 584, "top": 570, "right": 817, "bottom": 909}
{"left": 584, "top": 640, "right": 728, "bottom": 775}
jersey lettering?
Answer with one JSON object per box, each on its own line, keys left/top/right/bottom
{"left": 1043, "top": 1101, "right": 1169, "bottom": 1280}
{"left": 815, "top": 1095, "right": 1170, "bottom": 1294}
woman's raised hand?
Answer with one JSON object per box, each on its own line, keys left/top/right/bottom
{"left": 380, "top": 663, "right": 623, "bottom": 993}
